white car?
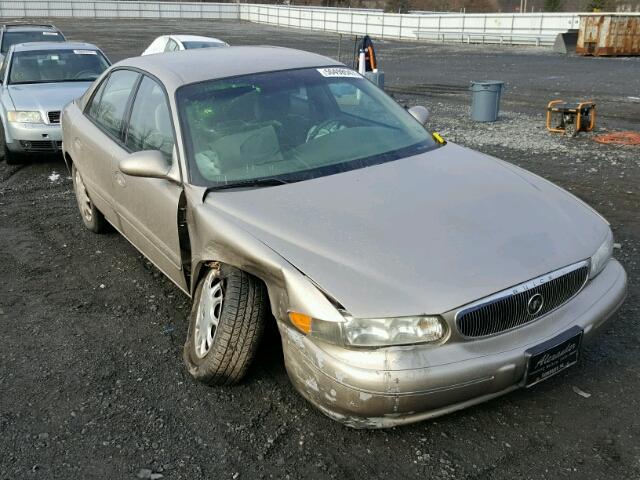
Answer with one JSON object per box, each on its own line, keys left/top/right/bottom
{"left": 141, "top": 34, "right": 229, "bottom": 56}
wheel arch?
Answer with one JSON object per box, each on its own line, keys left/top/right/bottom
{"left": 189, "top": 253, "right": 343, "bottom": 327}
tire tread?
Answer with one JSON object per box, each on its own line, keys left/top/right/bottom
{"left": 184, "top": 266, "right": 267, "bottom": 386}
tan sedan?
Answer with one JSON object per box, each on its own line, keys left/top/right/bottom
{"left": 62, "top": 47, "right": 626, "bottom": 428}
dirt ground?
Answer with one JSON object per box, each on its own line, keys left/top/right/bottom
{"left": 0, "top": 18, "right": 639, "bottom": 480}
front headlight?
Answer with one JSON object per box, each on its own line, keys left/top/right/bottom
{"left": 7, "top": 111, "right": 44, "bottom": 124}
{"left": 289, "top": 312, "right": 447, "bottom": 348}
{"left": 342, "top": 315, "right": 446, "bottom": 347}
{"left": 589, "top": 229, "right": 613, "bottom": 279}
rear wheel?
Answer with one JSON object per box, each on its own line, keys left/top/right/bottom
{"left": 72, "top": 164, "right": 107, "bottom": 233}
{"left": 184, "top": 265, "right": 267, "bottom": 386}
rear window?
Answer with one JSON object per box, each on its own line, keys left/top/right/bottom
{"left": 182, "top": 41, "right": 227, "bottom": 50}
{"left": 1, "top": 30, "right": 64, "bottom": 53}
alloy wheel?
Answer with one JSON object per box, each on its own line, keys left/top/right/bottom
{"left": 194, "top": 270, "right": 224, "bottom": 359}
{"left": 74, "top": 169, "right": 93, "bottom": 223}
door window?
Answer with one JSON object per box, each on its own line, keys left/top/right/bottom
{"left": 125, "top": 76, "right": 174, "bottom": 159}
{"left": 87, "top": 69, "right": 139, "bottom": 139}
{"left": 165, "top": 39, "right": 179, "bottom": 52}
{"left": 87, "top": 77, "right": 108, "bottom": 118}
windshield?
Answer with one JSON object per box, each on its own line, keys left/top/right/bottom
{"left": 8, "top": 49, "right": 109, "bottom": 85}
{"left": 1, "top": 30, "right": 64, "bottom": 53}
{"left": 182, "top": 41, "right": 227, "bottom": 50}
{"left": 178, "top": 67, "right": 437, "bottom": 187}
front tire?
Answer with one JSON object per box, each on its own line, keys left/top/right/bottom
{"left": 1, "top": 125, "right": 21, "bottom": 165}
{"left": 72, "top": 164, "right": 107, "bottom": 233}
{"left": 184, "top": 265, "right": 267, "bottom": 386}
{"left": 4, "top": 144, "right": 21, "bottom": 165}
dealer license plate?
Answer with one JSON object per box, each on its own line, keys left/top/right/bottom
{"left": 524, "top": 326, "right": 583, "bottom": 388}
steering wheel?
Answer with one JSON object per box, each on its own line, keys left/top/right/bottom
{"left": 306, "top": 119, "right": 346, "bottom": 143}
{"left": 73, "top": 70, "right": 95, "bottom": 80}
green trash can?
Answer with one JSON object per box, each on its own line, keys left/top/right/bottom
{"left": 470, "top": 81, "right": 504, "bottom": 122}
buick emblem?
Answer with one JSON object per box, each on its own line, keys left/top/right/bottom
{"left": 527, "top": 293, "right": 544, "bottom": 315}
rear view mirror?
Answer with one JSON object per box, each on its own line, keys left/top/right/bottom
{"left": 119, "top": 150, "right": 177, "bottom": 181}
{"left": 408, "top": 106, "right": 430, "bottom": 125}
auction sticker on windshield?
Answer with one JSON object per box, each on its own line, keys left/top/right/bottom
{"left": 74, "top": 50, "right": 97, "bottom": 55}
{"left": 317, "top": 67, "right": 361, "bottom": 78}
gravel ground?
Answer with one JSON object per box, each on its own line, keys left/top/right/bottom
{"left": 0, "top": 18, "right": 639, "bottom": 480}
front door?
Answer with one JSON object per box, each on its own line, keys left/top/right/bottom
{"left": 114, "top": 75, "right": 187, "bottom": 292}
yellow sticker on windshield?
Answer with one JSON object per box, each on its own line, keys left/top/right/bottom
{"left": 432, "top": 132, "right": 446, "bottom": 144}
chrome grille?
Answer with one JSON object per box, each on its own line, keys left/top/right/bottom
{"left": 47, "top": 111, "right": 60, "bottom": 124}
{"left": 456, "top": 261, "right": 589, "bottom": 338}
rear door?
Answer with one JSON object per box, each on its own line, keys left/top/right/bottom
{"left": 77, "top": 69, "right": 140, "bottom": 224}
{"left": 115, "top": 74, "right": 187, "bottom": 291}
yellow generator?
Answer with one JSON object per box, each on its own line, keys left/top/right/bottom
{"left": 546, "top": 100, "right": 596, "bottom": 137}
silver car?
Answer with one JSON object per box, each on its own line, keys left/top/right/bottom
{"left": 61, "top": 47, "right": 627, "bottom": 428}
{"left": 0, "top": 41, "right": 110, "bottom": 164}
{"left": 0, "top": 23, "right": 65, "bottom": 67}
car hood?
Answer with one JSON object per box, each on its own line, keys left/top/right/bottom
{"left": 7, "top": 82, "right": 92, "bottom": 113}
{"left": 204, "top": 143, "right": 608, "bottom": 318}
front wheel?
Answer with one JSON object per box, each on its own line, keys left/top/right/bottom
{"left": 4, "top": 144, "right": 21, "bottom": 165}
{"left": 1, "top": 125, "right": 21, "bottom": 165}
{"left": 184, "top": 265, "right": 267, "bottom": 386}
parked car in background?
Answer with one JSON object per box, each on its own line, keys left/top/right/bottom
{"left": 0, "top": 23, "right": 65, "bottom": 66}
{"left": 0, "top": 42, "right": 110, "bottom": 164}
{"left": 142, "top": 34, "right": 229, "bottom": 55}
{"left": 62, "top": 47, "right": 626, "bottom": 428}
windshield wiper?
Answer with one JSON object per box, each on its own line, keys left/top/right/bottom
{"left": 204, "top": 177, "right": 289, "bottom": 194}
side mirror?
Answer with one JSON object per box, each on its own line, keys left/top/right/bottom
{"left": 408, "top": 105, "right": 430, "bottom": 125}
{"left": 119, "top": 150, "right": 177, "bottom": 181}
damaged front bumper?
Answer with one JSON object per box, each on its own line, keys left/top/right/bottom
{"left": 280, "top": 259, "right": 627, "bottom": 428}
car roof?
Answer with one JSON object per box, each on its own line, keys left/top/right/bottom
{"left": 2, "top": 24, "right": 60, "bottom": 32}
{"left": 115, "top": 46, "right": 341, "bottom": 90}
{"left": 170, "top": 34, "right": 226, "bottom": 44}
{"left": 11, "top": 41, "right": 100, "bottom": 53}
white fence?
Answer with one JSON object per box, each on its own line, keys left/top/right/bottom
{"left": 0, "top": 0, "right": 632, "bottom": 46}
{"left": 0, "top": 1, "right": 239, "bottom": 19}
{"left": 241, "top": 5, "right": 583, "bottom": 44}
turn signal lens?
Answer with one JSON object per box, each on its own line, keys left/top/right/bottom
{"left": 289, "top": 312, "right": 312, "bottom": 334}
